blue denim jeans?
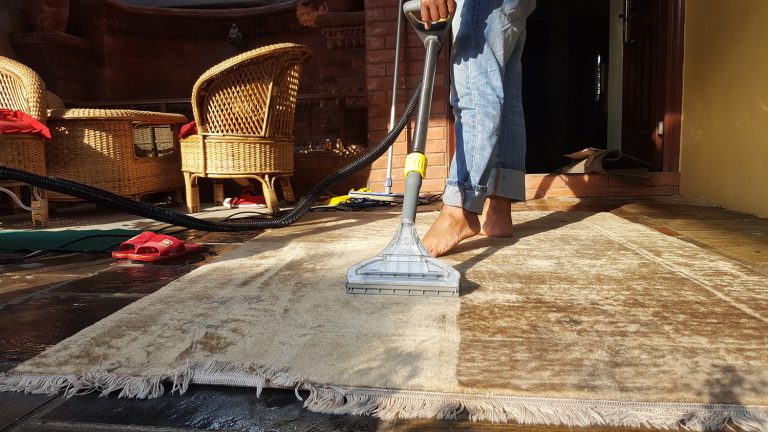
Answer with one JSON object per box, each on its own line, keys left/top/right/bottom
{"left": 443, "top": 0, "right": 536, "bottom": 214}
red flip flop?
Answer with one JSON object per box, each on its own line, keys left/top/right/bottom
{"left": 127, "top": 234, "right": 203, "bottom": 262}
{"left": 111, "top": 231, "right": 157, "bottom": 259}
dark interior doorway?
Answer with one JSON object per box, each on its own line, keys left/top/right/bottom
{"left": 523, "top": 0, "right": 611, "bottom": 173}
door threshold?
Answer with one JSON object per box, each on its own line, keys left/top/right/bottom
{"left": 525, "top": 172, "right": 680, "bottom": 199}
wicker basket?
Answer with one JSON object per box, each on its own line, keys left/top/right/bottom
{"left": 46, "top": 108, "right": 188, "bottom": 201}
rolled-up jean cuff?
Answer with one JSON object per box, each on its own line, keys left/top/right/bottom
{"left": 442, "top": 183, "right": 487, "bottom": 214}
{"left": 488, "top": 168, "right": 526, "bottom": 202}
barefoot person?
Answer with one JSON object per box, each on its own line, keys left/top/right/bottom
{"left": 419, "top": 0, "right": 536, "bottom": 257}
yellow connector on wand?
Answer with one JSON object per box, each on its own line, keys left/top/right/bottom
{"left": 404, "top": 152, "right": 427, "bottom": 178}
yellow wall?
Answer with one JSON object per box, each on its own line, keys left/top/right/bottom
{"left": 681, "top": 0, "right": 768, "bottom": 217}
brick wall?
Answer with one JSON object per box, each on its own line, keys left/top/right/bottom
{"left": 364, "top": 0, "right": 451, "bottom": 194}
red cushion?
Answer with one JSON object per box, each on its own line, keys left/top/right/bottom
{"left": 179, "top": 121, "right": 197, "bottom": 139}
{"left": 0, "top": 109, "right": 51, "bottom": 139}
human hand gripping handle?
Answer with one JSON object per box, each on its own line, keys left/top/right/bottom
{"left": 404, "top": 0, "right": 456, "bottom": 30}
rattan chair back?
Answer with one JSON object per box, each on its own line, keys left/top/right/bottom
{"left": 0, "top": 56, "right": 47, "bottom": 121}
{"left": 191, "top": 43, "right": 310, "bottom": 138}
{"left": 0, "top": 56, "right": 48, "bottom": 226}
{"left": 0, "top": 56, "right": 47, "bottom": 176}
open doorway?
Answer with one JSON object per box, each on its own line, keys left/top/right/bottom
{"left": 522, "top": 0, "right": 684, "bottom": 173}
{"left": 523, "top": 0, "right": 611, "bottom": 173}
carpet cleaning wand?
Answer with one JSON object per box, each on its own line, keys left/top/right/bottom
{"left": 345, "top": 0, "right": 460, "bottom": 297}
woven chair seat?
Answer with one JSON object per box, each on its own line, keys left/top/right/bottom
{"left": 48, "top": 108, "right": 188, "bottom": 123}
{"left": 180, "top": 134, "right": 294, "bottom": 175}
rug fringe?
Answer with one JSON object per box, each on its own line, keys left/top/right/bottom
{"left": 300, "top": 386, "right": 768, "bottom": 431}
{"left": 2, "top": 361, "right": 767, "bottom": 431}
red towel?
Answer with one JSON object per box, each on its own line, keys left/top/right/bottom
{"left": 0, "top": 109, "right": 51, "bottom": 139}
{"left": 179, "top": 121, "right": 197, "bottom": 139}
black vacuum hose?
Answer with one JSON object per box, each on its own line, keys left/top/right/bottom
{"left": 0, "top": 81, "right": 423, "bottom": 232}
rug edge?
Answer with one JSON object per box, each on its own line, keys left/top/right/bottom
{"left": 2, "top": 361, "right": 767, "bottom": 432}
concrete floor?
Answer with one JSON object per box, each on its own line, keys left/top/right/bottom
{"left": 0, "top": 197, "right": 765, "bottom": 432}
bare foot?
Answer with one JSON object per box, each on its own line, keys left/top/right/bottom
{"left": 478, "top": 196, "right": 514, "bottom": 237}
{"left": 421, "top": 205, "right": 480, "bottom": 257}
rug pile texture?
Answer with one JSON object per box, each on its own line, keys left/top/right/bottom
{"left": 2, "top": 211, "right": 767, "bottom": 431}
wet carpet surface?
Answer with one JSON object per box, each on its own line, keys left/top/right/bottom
{"left": 2, "top": 211, "right": 768, "bottom": 429}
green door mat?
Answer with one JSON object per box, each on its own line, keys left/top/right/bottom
{"left": 0, "top": 229, "right": 142, "bottom": 253}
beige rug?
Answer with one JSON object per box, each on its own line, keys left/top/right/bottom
{"left": 2, "top": 211, "right": 768, "bottom": 431}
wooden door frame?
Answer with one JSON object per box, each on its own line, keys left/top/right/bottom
{"left": 658, "top": 0, "right": 685, "bottom": 172}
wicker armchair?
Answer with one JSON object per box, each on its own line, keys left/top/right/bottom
{"left": 180, "top": 43, "right": 312, "bottom": 213}
{"left": 0, "top": 56, "right": 49, "bottom": 226}
{"left": 2, "top": 55, "right": 189, "bottom": 221}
